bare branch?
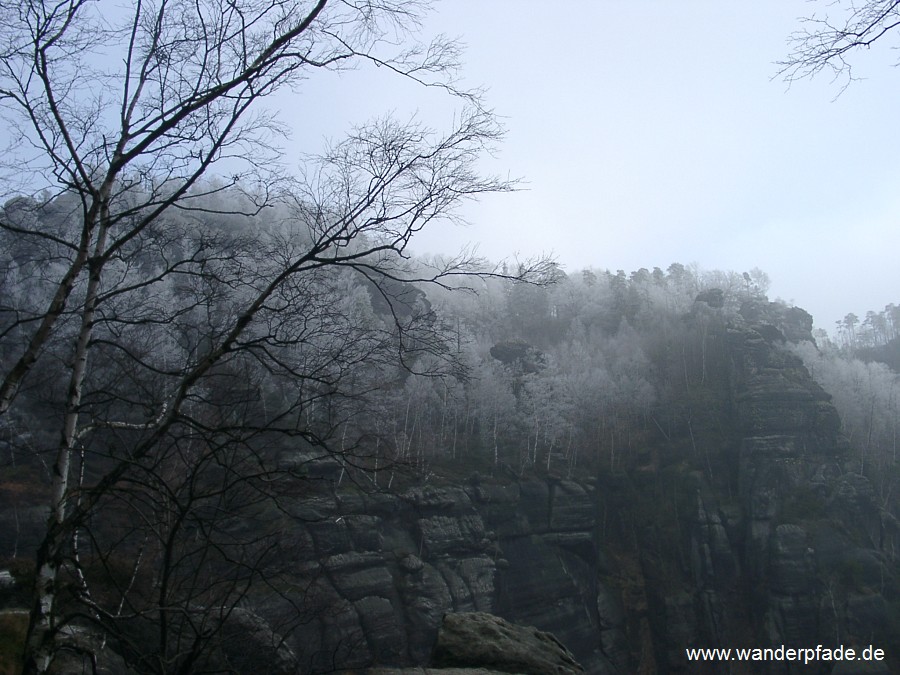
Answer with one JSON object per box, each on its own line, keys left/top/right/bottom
{"left": 777, "top": 0, "right": 900, "bottom": 91}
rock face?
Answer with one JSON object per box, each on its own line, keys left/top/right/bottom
{"left": 732, "top": 305, "right": 897, "bottom": 657}
{"left": 728, "top": 309, "right": 845, "bottom": 655}
{"left": 650, "top": 301, "right": 900, "bottom": 673}
{"left": 431, "top": 612, "right": 583, "bottom": 674}
{"left": 279, "top": 478, "right": 620, "bottom": 674}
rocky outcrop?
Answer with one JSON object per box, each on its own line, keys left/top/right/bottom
{"left": 431, "top": 612, "right": 583, "bottom": 674}
{"left": 662, "top": 302, "right": 900, "bottom": 673}
{"left": 624, "top": 301, "right": 900, "bottom": 674}
{"left": 728, "top": 311, "right": 844, "bottom": 587}
{"left": 732, "top": 305, "right": 898, "bottom": 658}
{"left": 367, "top": 669, "right": 509, "bottom": 675}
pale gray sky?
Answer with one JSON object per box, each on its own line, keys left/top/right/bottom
{"left": 288, "top": 0, "right": 900, "bottom": 332}
{"left": 5, "top": 2, "right": 895, "bottom": 332}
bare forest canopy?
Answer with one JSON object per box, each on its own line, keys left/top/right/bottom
{"left": 0, "top": 187, "right": 777, "bottom": 478}
{"left": 4, "top": 183, "right": 898, "bottom": 505}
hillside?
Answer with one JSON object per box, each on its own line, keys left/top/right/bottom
{"left": 3, "top": 244, "right": 899, "bottom": 672}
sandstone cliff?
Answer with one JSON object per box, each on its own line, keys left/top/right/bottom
{"left": 2, "top": 302, "right": 898, "bottom": 674}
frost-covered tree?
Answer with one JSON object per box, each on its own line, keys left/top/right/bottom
{"left": 0, "top": 1, "right": 554, "bottom": 671}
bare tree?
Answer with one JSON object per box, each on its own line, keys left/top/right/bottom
{"left": 0, "top": 1, "right": 550, "bottom": 672}
{"left": 777, "top": 0, "right": 900, "bottom": 90}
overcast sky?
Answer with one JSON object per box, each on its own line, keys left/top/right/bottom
{"left": 286, "top": 0, "right": 900, "bottom": 332}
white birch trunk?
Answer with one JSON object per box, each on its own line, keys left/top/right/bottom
{"left": 24, "top": 201, "right": 111, "bottom": 674}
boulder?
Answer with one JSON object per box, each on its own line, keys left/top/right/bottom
{"left": 368, "top": 669, "right": 507, "bottom": 674}
{"left": 431, "top": 612, "right": 583, "bottom": 674}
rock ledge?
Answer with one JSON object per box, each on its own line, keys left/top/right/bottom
{"left": 431, "top": 612, "right": 583, "bottom": 675}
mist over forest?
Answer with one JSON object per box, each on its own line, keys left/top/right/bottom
{"left": 1, "top": 1, "right": 899, "bottom": 674}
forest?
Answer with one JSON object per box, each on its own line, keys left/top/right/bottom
{"left": 2, "top": 0, "right": 900, "bottom": 673}
{"left": 4, "top": 184, "right": 900, "bottom": 671}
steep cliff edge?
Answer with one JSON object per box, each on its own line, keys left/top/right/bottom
{"left": 642, "top": 301, "right": 900, "bottom": 674}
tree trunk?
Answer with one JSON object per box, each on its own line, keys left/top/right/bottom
{"left": 23, "top": 203, "right": 111, "bottom": 674}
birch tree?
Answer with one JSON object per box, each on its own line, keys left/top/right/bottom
{"left": 0, "top": 1, "right": 546, "bottom": 671}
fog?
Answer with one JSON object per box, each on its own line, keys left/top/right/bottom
{"left": 283, "top": 1, "right": 900, "bottom": 331}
